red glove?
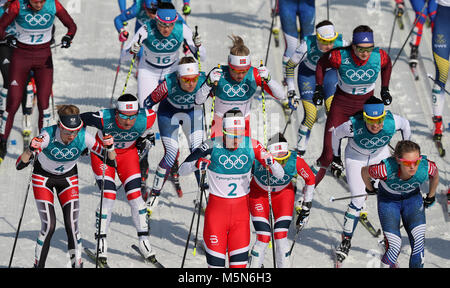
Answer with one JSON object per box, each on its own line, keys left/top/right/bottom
{"left": 103, "top": 134, "right": 114, "bottom": 151}
{"left": 196, "top": 157, "right": 211, "bottom": 171}
{"left": 119, "top": 28, "right": 129, "bottom": 42}
{"left": 29, "top": 136, "right": 44, "bottom": 152}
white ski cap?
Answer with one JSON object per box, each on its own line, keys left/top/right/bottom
{"left": 228, "top": 54, "right": 251, "bottom": 70}
{"left": 268, "top": 142, "right": 289, "bottom": 155}
{"left": 316, "top": 25, "right": 337, "bottom": 40}
{"left": 223, "top": 116, "right": 245, "bottom": 129}
{"left": 178, "top": 62, "right": 199, "bottom": 77}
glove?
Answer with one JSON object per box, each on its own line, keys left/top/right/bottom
{"left": 5, "top": 34, "right": 17, "bottom": 48}
{"left": 182, "top": 3, "right": 191, "bottom": 15}
{"left": 365, "top": 182, "right": 378, "bottom": 195}
{"left": 380, "top": 87, "right": 392, "bottom": 105}
{"left": 296, "top": 201, "right": 312, "bottom": 229}
{"left": 262, "top": 152, "right": 274, "bottom": 167}
{"left": 312, "top": 85, "right": 324, "bottom": 106}
{"left": 192, "top": 33, "right": 201, "bottom": 47}
{"left": 61, "top": 35, "right": 73, "bottom": 49}
{"left": 102, "top": 134, "right": 114, "bottom": 151}
{"left": 29, "top": 136, "right": 44, "bottom": 152}
{"left": 130, "top": 39, "right": 142, "bottom": 55}
{"left": 207, "top": 67, "right": 222, "bottom": 87}
{"left": 119, "top": 28, "right": 129, "bottom": 42}
{"left": 257, "top": 65, "right": 271, "bottom": 82}
{"left": 196, "top": 157, "right": 211, "bottom": 171}
{"left": 136, "top": 133, "right": 155, "bottom": 157}
{"left": 330, "top": 155, "right": 344, "bottom": 178}
{"left": 423, "top": 194, "right": 435, "bottom": 208}
{"left": 287, "top": 90, "right": 300, "bottom": 110}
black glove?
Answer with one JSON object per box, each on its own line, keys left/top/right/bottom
{"left": 330, "top": 155, "right": 344, "bottom": 178}
{"left": 5, "top": 34, "right": 17, "bottom": 48}
{"left": 296, "top": 201, "right": 312, "bottom": 229}
{"left": 365, "top": 180, "right": 378, "bottom": 195}
{"left": 136, "top": 132, "right": 156, "bottom": 156}
{"left": 312, "top": 85, "right": 324, "bottom": 106}
{"left": 380, "top": 87, "right": 392, "bottom": 105}
{"left": 61, "top": 35, "right": 73, "bottom": 49}
{"left": 423, "top": 194, "right": 435, "bottom": 208}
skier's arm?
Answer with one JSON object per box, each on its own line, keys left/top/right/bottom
{"left": 332, "top": 120, "right": 353, "bottom": 157}
{"left": 16, "top": 131, "right": 50, "bottom": 170}
{"left": 427, "top": 160, "right": 439, "bottom": 198}
{"left": 182, "top": 23, "right": 206, "bottom": 62}
{"left": 118, "top": 0, "right": 127, "bottom": 12}
{"left": 121, "top": 25, "right": 148, "bottom": 60}
{"left": 114, "top": 3, "right": 139, "bottom": 32}
{"left": 379, "top": 49, "right": 392, "bottom": 90}
{"left": 252, "top": 139, "right": 285, "bottom": 179}
{"left": 80, "top": 111, "right": 104, "bottom": 131}
{"left": 254, "top": 69, "right": 286, "bottom": 100}
{"left": 362, "top": 161, "right": 387, "bottom": 192}
{"left": 144, "top": 81, "right": 169, "bottom": 109}
{"left": 55, "top": 0, "right": 77, "bottom": 39}
{"left": 179, "top": 140, "right": 213, "bottom": 175}
{"left": 316, "top": 50, "right": 341, "bottom": 86}
{"left": 84, "top": 132, "right": 117, "bottom": 167}
{"left": 296, "top": 156, "right": 315, "bottom": 202}
{"left": 285, "top": 41, "right": 307, "bottom": 91}
{"left": 0, "top": 1, "right": 19, "bottom": 39}
{"left": 195, "top": 78, "right": 213, "bottom": 105}
{"left": 393, "top": 114, "right": 411, "bottom": 141}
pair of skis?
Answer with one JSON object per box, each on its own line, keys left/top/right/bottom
{"left": 84, "top": 246, "right": 164, "bottom": 268}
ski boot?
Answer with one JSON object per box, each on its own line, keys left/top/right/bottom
{"left": 296, "top": 125, "right": 310, "bottom": 157}
{"left": 432, "top": 116, "right": 443, "bottom": 141}
{"left": 95, "top": 235, "right": 108, "bottom": 267}
{"left": 335, "top": 236, "right": 352, "bottom": 266}
{"left": 22, "top": 115, "right": 32, "bottom": 151}
{"left": 409, "top": 44, "right": 419, "bottom": 80}
{"left": 138, "top": 237, "right": 156, "bottom": 259}
{"left": 170, "top": 161, "right": 183, "bottom": 197}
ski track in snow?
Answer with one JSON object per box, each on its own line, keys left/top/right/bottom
{"left": 0, "top": 0, "right": 449, "bottom": 269}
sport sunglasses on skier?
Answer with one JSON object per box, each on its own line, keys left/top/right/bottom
{"left": 118, "top": 112, "right": 138, "bottom": 120}
{"left": 363, "top": 111, "right": 386, "bottom": 125}
{"left": 273, "top": 151, "right": 291, "bottom": 165}
{"left": 180, "top": 75, "right": 199, "bottom": 83}
{"left": 156, "top": 19, "right": 175, "bottom": 28}
{"left": 222, "top": 128, "right": 245, "bottom": 139}
{"left": 355, "top": 45, "right": 375, "bottom": 53}
{"left": 396, "top": 156, "right": 422, "bottom": 168}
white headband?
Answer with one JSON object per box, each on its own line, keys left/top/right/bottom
{"left": 223, "top": 116, "right": 245, "bottom": 129}
{"left": 117, "top": 100, "right": 139, "bottom": 113}
{"left": 268, "top": 142, "right": 289, "bottom": 154}
{"left": 228, "top": 54, "right": 251, "bottom": 69}
{"left": 177, "top": 63, "right": 199, "bottom": 76}
{"left": 316, "top": 25, "right": 336, "bottom": 40}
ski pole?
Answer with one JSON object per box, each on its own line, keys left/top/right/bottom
{"left": 208, "top": 64, "right": 220, "bottom": 137}
{"left": 260, "top": 60, "right": 276, "bottom": 268}
{"left": 95, "top": 147, "right": 108, "bottom": 268}
{"left": 110, "top": 41, "right": 125, "bottom": 107}
{"left": 181, "top": 170, "right": 206, "bottom": 267}
{"left": 282, "top": 109, "right": 295, "bottom": 135}
{"left": 192, "top": 170, "right": 206, "bottom": 256}
{"left": 329, "top": 193, "right": 371, "bottom": 202}
{"left": 121, "top": 35, "right": 142, "bottom": 96}
{"left": 264, "top": 8, "right": 276, "bottom": 65}
{"left": 8, "top": 157, "right": 34, "bottom": 268}
{"left": 392, "top": 4, "right": 428, "bottom": 69}
{"left": 388, "top": 7, "right": 398, "bottom": 56}
{"left": 427, "top": 74, "right": 450, "bottom": 95}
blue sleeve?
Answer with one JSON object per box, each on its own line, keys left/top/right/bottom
{"left": 118, "top": 0, "right": 127, "bottom": 12}
{"left": 114, "top": 3, "right": 139, "bottom": 32}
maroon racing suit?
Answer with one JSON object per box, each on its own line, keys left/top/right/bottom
{"left": 0, "top": 0, "right": 77, "bottom": 143}
{"left": 314, "top": 46, "right": 392, "bottom": 186}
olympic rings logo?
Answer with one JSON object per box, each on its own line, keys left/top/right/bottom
{"left": 173, "top": 93, "right": 195, "bottom": 104}
{"left": 260, "top": 174, "right": 291, "bottom": 185}
{"left": 110, "top": 131, "right": 139, "bottom": 141}
{"left": 389, "top": 182, "right": 421, "bottom": 191}
{"left": 218, "top": 155, "right": 248, "bottom": 170}
{"left": 50, "top": 147, "right": 79, "bottom": 160}
{"left": 25, "top": 13, "right": 52, "bottom": 26}
{"left": 222, "top": 84, "right": 249, "bottom": 98}
{"left": 359, "top": 136, "right": 390, "bottom": 148}
{"left": 151, "top": 38, "right": 178, "bottom": 50}
{"left": 345, "top": 69, "right": 375, "bottom": 82}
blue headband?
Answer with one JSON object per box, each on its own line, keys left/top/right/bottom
{"left": 352, "top": 32, "right": 374, "bottom": 44}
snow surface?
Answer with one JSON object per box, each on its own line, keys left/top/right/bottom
{"left": 0, "top": 0, "right": 449, "bottom": 269}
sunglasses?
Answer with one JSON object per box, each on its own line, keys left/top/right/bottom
{"left": 222, "top": 129, "right": 244, "bottom": 139}
{"left": 157, "top": 20, "right": 175, "bottom": 28}
{"left": 180, "top": 75, "right": 199, "bottom": 83}
{"left": 273, "top": 151, "right": 291, "bottom": 165}
{"left": 230, "top": 67, "right": 250, "bottom": 74}
{"left": 397, "top": 156, "right": 422, "bottom": 167}
{"left": 363, "top": 114, "right": 385, "bottom": 125}
{"left": 317, "top": 38, "right": 336, "bottom": 45}
{"left": 118, "top": 112, "right": 138, "bottom": 120}
{"left": 355, "top": 45, "right": 375, "bottom": 53}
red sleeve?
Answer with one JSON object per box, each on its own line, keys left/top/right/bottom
{"left": 150, "top": 81, "right": 169, "bottom": 103}
{"left": 368, "top": 162, "right": 388, "bottom": 180}
{"left": 0, "top": 0, "right": 19, "bottom": 39}
{"left": 296, "top": 156, "right": 315, "bottom": 186}
{"left": 316, "top": 50, "right": 341, "bottom": 85}
{"left": 428, "top": 160, "right": 438, "bottom": 177}
{"left": 379, "top": 49, "right": 392, "bottom": 88}
{"left": 55, "top": 0, "right": 77, "bottom": 37}
{"left": 253, "top": 68, "right": 275, "bottom": 97}
{"left": 146, "top": 109, "right": 156, "bottom": 129}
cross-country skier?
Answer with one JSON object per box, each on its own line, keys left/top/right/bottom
{"left": 15, "top": 104, "right": 116, "bottom": 268}
{"left": 0, "top": 1, "right": 37, "bottom": 151}
{"left": 114, "top": 0, "right": 157, "bottom": 43}
{"left": 312, "top": 25, "right": 393, "bottom": 187}
{"left": 331, "top": 97, "right": 411, "bottom": 265}
{"left": 122, "top": 1, "right": 204, "bottom": 106}
{"left": 430, "top": 0, "right": 450, "bottom": 145}
{"left": 362, "top": 140, "right": 439, "bottom": 268}
{"left": 248, "top": 132, "right": 315, "bottom": 268}
{"left": 143, "top": 56, "right": 206, "bottom": 201}
{"left": 195, "top": 34, "right": 285, "bottom": 138}
{"left": 80, "top": 94, "right": 157, "bottom": 266}
{"left": 178, "top": 109, "right": 285, "bottom": 268}
{"left": 285, "top": 20, "right": 347, "bottom": 156}
{"left": 0, "top": 0, "right": 77, "bottom": 164}
{"left": 279, "top": 0, "right": 316, "bottom": 83}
